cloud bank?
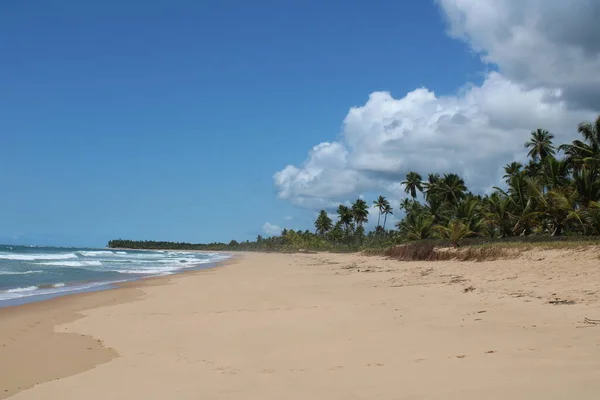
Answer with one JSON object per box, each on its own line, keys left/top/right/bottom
{"left": 274, "top": 0, "right": 599, "bottom": 210}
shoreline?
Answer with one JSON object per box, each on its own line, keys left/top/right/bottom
{"left": 0, "top": 250, "right": 234, "bottom": 308}
{"left": 0, "top": 257, "right": 236, "bottom": 399}
{"left": 3, "top": 250, "right": 600, "bottom": 399}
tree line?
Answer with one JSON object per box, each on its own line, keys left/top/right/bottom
{"left": 109, "top": 115, "right": 600, "bottom": 252}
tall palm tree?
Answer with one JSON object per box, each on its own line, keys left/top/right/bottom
{"left": 402, "top": 171, "right": 423, "bottom": 199}
{"left": 328, "top": 222, "right": 344, "bottom": 243}
{"left": 382, "top": 203, "right": 393, "bottom": 230}
{"left": 336, "top": 205, "right": 353, "bottom": 232}
{"left": 423, "top": 173, "right": 441, "bottom": 202}
{"left": 525, "top": 129, "right": 556, "bottom": 160}
{"left": 454, "top": 198, "right": 482, "bottom": 234}
{"left": 482, "top": 192, "right": 514, "bottom": 238}
{"left": 524, "top": 159, "right": 542, "bottom": 178}
{"left": 352, "top": 198, "right": 369, "bottom": 227}
{"left": 373, "top": 195, "right": 387, "bottom": 227}
{"left": 503, "top": 162, "right": 523, "bottom": 184}
{"left": 573, "top": 168, "right": 600, "bottom": 207}
{"left": 314, "top": 210, "right": 333, "bottom": 236}
{"left": 559, "top": 115, "right": 600, "bottom": 172}
{"left": 541, "top": 156, "right": 569, "bottom": 191}
{"left": 436, "top": 173, "right": 467, "bottom": 205}
{"left": 577, "top": 115, "right": 600, "bottom": 146}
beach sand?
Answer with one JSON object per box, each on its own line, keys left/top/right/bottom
{"left": 2, "top": 250, "right": 600, "bottom": 399}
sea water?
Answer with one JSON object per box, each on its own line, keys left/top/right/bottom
{"left": 0, "top": 245, "right": 229, "bottom": 306}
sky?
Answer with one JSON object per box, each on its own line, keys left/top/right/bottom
{"left": 1, "top": 1, "right": 599, "bottom": 247}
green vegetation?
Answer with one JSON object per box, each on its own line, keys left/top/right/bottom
{"left": 109, "top": 116, "right": 600, "bottom": 254}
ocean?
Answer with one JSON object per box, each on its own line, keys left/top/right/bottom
{"left": 0, "top": 245, "right": 229, "bottom": 307}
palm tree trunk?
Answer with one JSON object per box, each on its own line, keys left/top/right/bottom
{"left": 383, "top": 213, "right": 388, "bottom": 230}
{"left": 377, "top": 211, "right": 381, "bottom": 227}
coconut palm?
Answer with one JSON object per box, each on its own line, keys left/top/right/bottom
{"left": 525, "top": 129, "right": 556, "bottom": 161}
{"left": 336, "top": 205, "right": 353, "bottom": 232}
{"left": 434, "top": 220, "right": 474, "bottom": 247}
{"left": 481, "top": 192, "right": 513, "bottom": 238}
{"left": 454, "top": 198, "right": 482, "bottom": 234}
{"left": 327, "top": 222, "right": 344, "bottom": 243}
{"left": 434, "top": 173, "right": 467, "bottom": 205}
{"left": 541, "top": 156, "right": 569, "bottom": 191}
{"left": 352, "top": 198, "right": 369, "bottom": 227}
{"left": 560, "top": 115, "right": 600, "bottom": 171}
{"left": 314, "top": 210, "right": 333, "bottom": 236}
{"left": 373, "top": 195, "right": 387, "bottom": 227}
{"left": 382, "top": 203, "right": 393, "bottom": 230}
{"left": 572, "top": 168, "right": 600, "bottom": 207}
{"left": 503, "top": 162, "right": 523, "bottom": 184}
{"left": 397, "top": 213, "right": 435, "bottom": 240}
{"left": 577, "top": 115, "right": 600, "bottom": 146}
{"left": 402, "top": 171, "right": 423, "bottom": 199}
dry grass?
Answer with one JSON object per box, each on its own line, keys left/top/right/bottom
{"left": 384, "top": 243, "right": 440, "bottom": 261}
{"left": 381, "top": 239, "right": 600, "bottom": 262}
{"left": 384, "top": 243, "right": 523, "bottom": 262}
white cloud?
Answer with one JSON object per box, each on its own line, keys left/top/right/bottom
{"left": 273, "top": 1, "right": 599, "bottom": 210}
{"left": 284, "top": 216, "right": 294, "bottom": 221}
{"left": 263, "top": 222, "right": 282, "bottom": 236}
{"left": 436, "top": 0, "right": 600, "bottom": 109}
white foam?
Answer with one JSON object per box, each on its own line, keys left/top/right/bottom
{"left": 113, "top": 252, "right": 165, "bottom": 259}
{"left": 37, "top": 261, "right": 103, "bottom": 267}
{"left": 114, "top": 266, "right": 179, "bottom": 274}
{"left": 0, "top": 253, "right": 78, "bottom": 261}
{"left": 0, "top": 280, "right": 126, "bottom": 302}
{"left": 0, "top": 270, "right": 43, "bottom": 275}
{"left": 6, "top": 286, "right": 38, "bottom": 293}
{"left": 79, "top": 251, "right": 114, "bottom": 257}
{"left": 115, "top": 251, "right": 128, "bottom": 255}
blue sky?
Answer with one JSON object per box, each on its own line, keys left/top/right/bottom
{"left": 2, "top": 1, "right": 596, "bottom": 247}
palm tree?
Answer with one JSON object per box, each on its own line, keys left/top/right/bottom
{"left": 314, "top": 210, "right": 333, "bottom": 236}
{"left": 525, "top": 129, "right": 556, "bottom": 160}
{"left": 397, "top": 213, "right": 434, "bottom": 240}
{"left": 559, "top": 115, "right": 600, "bottom": 172}
{"left": 327, "top": 222, "right": 344, "bottom": 243}
{"left": 481, "top": 192, "right": 513, "bottom": 238}
{"left": 336, "top": 205, "right": 353, "bottom": 232}
{"left": 541, "top": 156, "right": 569, "bottom": 191}
{"left": 436, "top": 173, "right": 467, "bottom": 205}
{"left": 503, "top": 162, "right": 523, "bottom": 184}
{"left": 382, "top": 203, "right": 393, "bottom": 230}
{"left": 352, "top": 198, "right": 369, "bottom": 227}
{"left": 577, "top": 115, "right": 600, "bottom": 146}
{"left": 373, "top": 195, "right": 387, "bottom": 227}
{"left": 454, "top": 198, "right": 482, "bottom": 234}
{"left": 434, "top": 220, "right": 474, "bottom": 247}
{"left": 573, "top": 168, "right": 600, "bottom": 207}
{"left": 402, "top": 171, "right": 423, "bottom": 199}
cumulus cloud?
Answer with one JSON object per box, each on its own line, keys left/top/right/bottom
{"left": 437, "top": 0, "right": 600, "bottom": 109}
{"left": 263, "top": 222, "right": 282, "bottom": 236}
{"left": 274, "top": 0, "right": 599, "bottom": 210}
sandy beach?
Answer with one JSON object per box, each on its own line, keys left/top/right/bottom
{"left": 2, "top": 250, "right": 600, "bottom": 399}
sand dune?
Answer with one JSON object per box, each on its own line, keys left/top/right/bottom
{"left": 2, "top": 250, "right": 600, "bottom": 399}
